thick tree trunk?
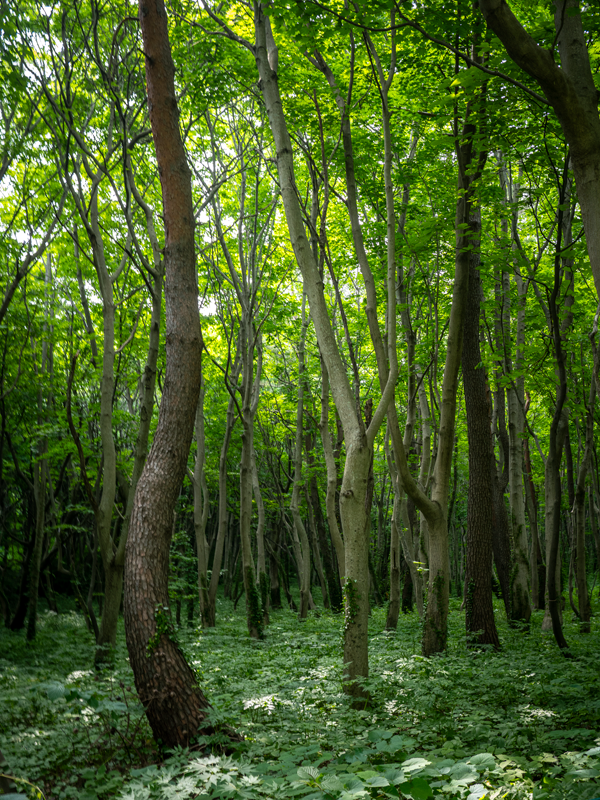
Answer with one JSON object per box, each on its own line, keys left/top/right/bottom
{"left": 124, "top": 0, "right": 229, "bottom": 748}
{"left": 461, "top": 209, "right": 500, "bottom": 649}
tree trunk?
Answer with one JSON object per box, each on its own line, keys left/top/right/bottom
{"left": 318, "top": 357, "right": 345, "bottom": 584}
{"left": 239, "top": 322, "right": 263, "bottom": 638}
{"left": 385, "top": 495, "right": 401, "bottom": 629}
{"left": 524, "top": 435, "right": 544, "bottom": 609}
{"left": 252, "top": 452, "right": 269, "bottom": 624}
{"left": 193, "top": 370, "right": 211, "bottom": 628}
{"left": 309, "top": 475, "right": 342, "bottom": 611}
{"left": 254, "top": 9, "right": 397, "bottom": 698}
{"left": 461, "top": 208, "right": 500, "bottom": 649}
{"left": 290, "top": 295, "right": 311, "bottom": 620}
{"left": 27, "top": 253, "right": 52, "bottom": 641}
{"left": 306, "top": 492, "right": 329, "bottom": 609}
{"left": 124, "top": 0, "right": 230, "bottom": 748}
{"left": 571, "top": 343, "right": 599, "bottom": 632}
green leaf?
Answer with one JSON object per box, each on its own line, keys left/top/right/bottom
{"left": 397, "top": 777, "right": 433, "bottom": 800}
{"left": 469, "top": 753, "right": 496, "bottom": 771}
{"left": 297, "top": 766, "right": 320, "bottom": 781}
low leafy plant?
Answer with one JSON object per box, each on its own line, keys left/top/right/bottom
{"left": 1, "top": 595, "right": 600, "bottom": 800}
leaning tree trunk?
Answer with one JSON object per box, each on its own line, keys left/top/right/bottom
{"left": 254, "top": 8, "right": 397, "bottom": 700}
{"left": 124, "top": 0, "right": 231, "bottom": 748}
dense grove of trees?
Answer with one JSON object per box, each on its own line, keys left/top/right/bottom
{"left": 1, "top": 0, "right": 600, "bottom": 747}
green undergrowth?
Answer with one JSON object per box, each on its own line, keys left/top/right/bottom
{"left": 1, "top": 596, "right": 599, "bottom": 800}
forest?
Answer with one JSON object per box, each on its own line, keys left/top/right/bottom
{"left": 1, "top": 0, "right": 600, "bottom": 798}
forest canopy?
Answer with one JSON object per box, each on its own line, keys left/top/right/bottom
{"left": 1, "top": 0, "right": 600, "bottom": 798}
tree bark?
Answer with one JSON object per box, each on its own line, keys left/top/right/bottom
{"left": 124, "top": 0, "right": 228, "bottom": 747}
{"left": 461, "top": 208, "right": 500, "bottom": 649}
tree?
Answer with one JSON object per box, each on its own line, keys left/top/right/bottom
{"left": 123, "top": 0, "right": 230, "bottom": 747}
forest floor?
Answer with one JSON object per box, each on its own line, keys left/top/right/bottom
{"left": 1, "top": 594, "right": 599, "bottom": 800}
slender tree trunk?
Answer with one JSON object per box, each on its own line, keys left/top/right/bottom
{"left": 571, "top": 344, "right": 598, "bottom": 632}
{"left": 207, "top": 354, "right": 240, "bottom": 626}
{"left": 492, "top": 273, "right": 514, "bottom": 621}
{"left": 309, "top": 475, "right": 342, "bottom": 611}
{"left": 27, "top": 457, "right": 47, "bottom": 641}
{"left": 589, "top": 486, "right": 600, "bottom": 583}
{"left": 239, "top": 322, "right": 263, "bottom": 638}
{"left": 290, "top": 295, "right": 311, "bottom": 620}
{"left": 255, "top": 7, "right": 397, "bottom": 697}
{"left": 252, "top": 452, "right": 269, "bottom": 624}
{"left": 524, "top": 435, "right": 544, "bottom": 609}
{"left": 385, "top": 495, "right": 401, "bottom": 629}
{"left": 27, "top": 253, "right": 52, "bottom": 641}
{"left": 193, "top": 369, "right": 210, "bottom": 627}
{"left": 504, "top": 268, "right": 531, "bottom": 623}
{"left": 306, "top": 491, "right": 329, "bottom": 608}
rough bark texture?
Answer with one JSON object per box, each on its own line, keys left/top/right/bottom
{"left": 124, "top": 0, "right": 224, "bottom": 747}
{"left": 461, "top": 211, "right": 500, "bottom": 649}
